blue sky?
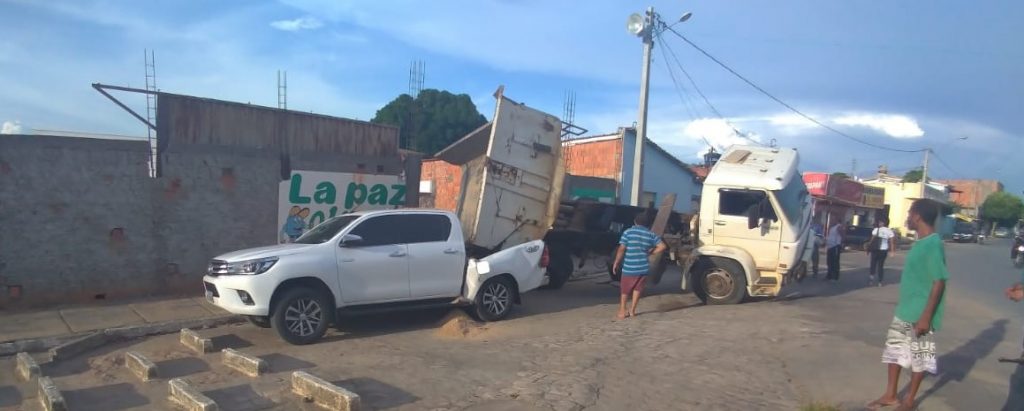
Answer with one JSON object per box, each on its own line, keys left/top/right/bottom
{"left": 1, "top": 0, "right": 1022, "bottom": 194}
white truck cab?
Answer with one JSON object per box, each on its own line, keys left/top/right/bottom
{"left": 682, "top": 145, "right": 812, "bottom": 304}
{"left": 203, "top": 209, "right": 548, "bottom": 344}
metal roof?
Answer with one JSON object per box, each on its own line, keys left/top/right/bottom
{"left": 702, "top": 145, "right": 800, "bottom": 191}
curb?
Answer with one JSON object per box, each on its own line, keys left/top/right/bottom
{"left": 0, "top": 315, "right": 243, "bottom": 357}
{"left": 292, "top": 371, "right": 361, "bottom": 411}
{"left": 169, "top": 378, "right": 218, "bottom": 411}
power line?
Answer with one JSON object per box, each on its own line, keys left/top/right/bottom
{"left": 655, "top": 35, "right": 764, "bottom": 147}
{"left": 654, "top": 40, "right": 703, "bottom": 123}
{"left": 663, "top": 26, "right": 927, "bottom": 154}
{"left": 930, "top": 150, "right": 962, "bottom": 178}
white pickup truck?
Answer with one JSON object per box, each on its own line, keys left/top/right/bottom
{"left": 203, "top": 209, "right": 548, "bottom": 344}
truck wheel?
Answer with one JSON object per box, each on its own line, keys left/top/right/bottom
{"left": 473, "top": 277, "right": 515, "bottom": 321}
{"left": 271, "top": 287, "right": 334, "bottom": 345}
{"left": 246, "top": 315, "right": 271, "bottom": 328}
{"left": 542, "top": 250, "right": 573, "bottom": 289}
{"left": 694, "top": 258, "right": 747, "bottom": 305}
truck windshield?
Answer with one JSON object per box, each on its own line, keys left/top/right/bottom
{"left": 294, "top": 215, "right": 359, "bottom": 244}
{"left": 772, "top": 178, "right": 809, "bottom": 228}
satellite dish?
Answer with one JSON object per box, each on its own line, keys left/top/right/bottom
{"left": 678, "top": 12, "right": 693, "bottom": 23}
{"left": 626, "top": 13, "right": 645, "bottom": 36}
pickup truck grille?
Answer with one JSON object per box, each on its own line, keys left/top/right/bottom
{"left": 208, "top": 260, "right": 229, "bottom": 276}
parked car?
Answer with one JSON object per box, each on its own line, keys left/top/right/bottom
{"left": 844, "top": 225, "right": 874, "bottom": 250}
{"left": 203, "top": 209, "right": 548, "bottom": 345}
{"left": 951, "top": 231, "right": 977, "bottom": 243}
{"left": 994, "top": 227, "right": 1011, "bottom": 238}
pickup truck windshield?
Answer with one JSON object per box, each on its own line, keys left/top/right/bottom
{"left": 773, "top": 178, "right": 809, "bottom": 228}
{"left": 294, "top": 215, "right": 359, "bottom": 244}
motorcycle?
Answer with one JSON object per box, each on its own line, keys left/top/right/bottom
{"left": 1013, "top": 236, "right": 1024, "bottom": 268}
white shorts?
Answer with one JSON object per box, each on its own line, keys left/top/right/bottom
{"left": 881, "top": 317, "right": 938, "bottom": 374}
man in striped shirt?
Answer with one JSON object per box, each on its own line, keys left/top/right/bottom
{"left": 613, "top": 213, "right": 667, "bottom": 319}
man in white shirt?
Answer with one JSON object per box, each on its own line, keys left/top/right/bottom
{"left": 868, "top": 219, "right": 897, "bottom": 286}
{"left": 826, "top": 220, "right": 845, "bottom": 281}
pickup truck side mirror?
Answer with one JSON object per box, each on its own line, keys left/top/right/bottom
{"left": 339, "top": 234, "right": 364, "bottom": 248}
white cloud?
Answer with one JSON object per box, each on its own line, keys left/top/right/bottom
{"left": 1, "top": 120, "right": 23, "bottom": 134}
{"left": 270, "top": 16, "right": 323, "bottom": 31}
{"left": 682, "top": 118, "right": 762, "bottom": 157}
{"left": 834, "top": 113, "right": 924, "bottom": 138}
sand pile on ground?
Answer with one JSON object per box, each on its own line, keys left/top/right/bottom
{"left": 435, "top": 310, "right": 488, "bottom": 339}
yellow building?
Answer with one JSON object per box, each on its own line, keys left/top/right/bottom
{"left": 863, "top": 174, "right": 950, "bottom": 237}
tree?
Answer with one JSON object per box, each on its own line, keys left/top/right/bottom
{"left": 980, "top": 192, "right": 1024, "bottom": 227}
{"left": 831, "top": 172, "right": 849, "bottom": 179}
{"left": 372, "top": 89, "right": 488, "bottom": 155}
{"left": 902, "top": 169, "right": 923, "bottom": 183}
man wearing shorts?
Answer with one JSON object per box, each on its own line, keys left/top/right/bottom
{"left": 612, "top": 213, "right": 667, "bottom": 320}
{"left": 869, "top": 200, "right": 949, "bottom": 411}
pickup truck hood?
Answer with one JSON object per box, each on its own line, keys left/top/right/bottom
{"left": 214, "top": 244, "right": 316, "bottom": 262}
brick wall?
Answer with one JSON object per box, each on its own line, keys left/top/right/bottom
{"left": 421, "top": 159, "right": 463, "bottom": 212}
{"left": 940, "top": 179, "right": 1004, "bottom": 211}
{"left": 563, "top": 138, "right": 622, "bottom": 180}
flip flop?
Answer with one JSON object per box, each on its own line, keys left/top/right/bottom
{"left": 866, "top": 398, "right": 900, "bottom": 410}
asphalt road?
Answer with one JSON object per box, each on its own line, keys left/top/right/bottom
{"left": 778, "top": 238, "right": 1024, "bottom": 410}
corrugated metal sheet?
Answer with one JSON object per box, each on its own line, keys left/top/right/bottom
{"left": 157, "top": 93, "right": 399, "bottom": 157}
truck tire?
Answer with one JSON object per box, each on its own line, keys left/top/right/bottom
{"left": 473, "top": 276, "right": 515, "bottom": 321}
{"left": 542, "top": 249, "right": 573, "bottom": 289}
{"left": 693, "top": 257, "right": 747, "bottom": 305}
{"left": 271, "top": 287, "right": 334, "bottom": 345}
{"left": 246, "top": 315, "right": 271, "bottom": 328}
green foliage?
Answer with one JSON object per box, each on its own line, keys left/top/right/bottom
{"left": 980, "top": 192, "right": 1024, "bottom": 227}
{"left": 830, "top": 172, "right": 849, "bottom": 179}
{"left": 902, "top": 168, "right": 923, "bottom": 183}
{"left": 371, "top": 89, "right": 488, "bottom": 155}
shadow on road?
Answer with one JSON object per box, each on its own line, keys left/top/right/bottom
{"left": 917, "top": 319, "right": 1008, "bottom": 404}
{"left": 332, "top": 377, "right": 419, "bottom": 409}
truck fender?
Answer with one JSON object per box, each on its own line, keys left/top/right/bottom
{"left": 683, "top": 245, "right": 758, "bottom": 292}
{"left": 462, "top": 240, "right": 547, "bottom": 301}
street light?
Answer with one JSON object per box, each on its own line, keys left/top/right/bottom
{"left": 625, "top": 7, "right": 692, "bottom": 206}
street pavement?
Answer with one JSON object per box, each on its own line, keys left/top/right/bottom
{"left": 1, "top": 239, "right": 1021, "bottom": 410}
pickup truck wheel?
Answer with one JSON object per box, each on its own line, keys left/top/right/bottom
{"left": 474, "top": 277, "right": 514, "bottom": 321}
{"left": 246, "top": 315, "right": 271, "bottom": 328}
{"left": 271, "top": 287, "right": 333, "bottom": 345}
{"left": 695, "top": 258, "right": 747, "bottom": 305}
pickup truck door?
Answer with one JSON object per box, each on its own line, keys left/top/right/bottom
{"left": 711, "top": 189, "right": 783, "bottom": 269}
{"left": 337, "top": 215, "right": 411, "bottom": 303}
{"left": 404, "top": 214, "right": 466, "bottom": 298}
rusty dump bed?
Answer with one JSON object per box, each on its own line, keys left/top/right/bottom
{"left": 435, "top": 89, "right": 565, "bottom": 255}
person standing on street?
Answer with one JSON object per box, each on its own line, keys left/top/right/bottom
{"left": 1004, "top": 264, "right": 1024, "bottom": 360}
{"left": 868, "top": 200, "right": 949, "bottom": 411}
{"left": 612, "top": 213, "right": 667, "bottom": 320}
{"left": 826, "top": 219, "right": 845, "bottom": 281}
{"left": 868, "top": 218, "right": 897, "bottom": 286}
{"left": 811, "top": 219, "right": 825, "bottom": 278}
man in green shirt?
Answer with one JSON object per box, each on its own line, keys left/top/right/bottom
{"left": 869, "top": 199, "right": 949, "bottom": 411}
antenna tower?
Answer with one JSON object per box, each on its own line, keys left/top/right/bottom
{"left": 144, "top": 49, "right": 157, "bottom": 177}
{"left": 408, "top": 60, "right": 425, "bottom": 96}
{"left": 277, "top": 70, "right": 288, "bottom": 109}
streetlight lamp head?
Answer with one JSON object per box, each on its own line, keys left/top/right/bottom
{"left": 627, "top": 13, "right": 646, "bottom": 36}
{"left": 678, "top": 12, "right": 693, "bottom": 23}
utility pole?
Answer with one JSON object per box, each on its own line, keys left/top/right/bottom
{"left": 631, "top": 6, "right": 654, "bottom": 207}
{"left": 851, "top": 158, "right": 857, "bottom": 179}
{"left": 921, "top": 148, "right": 930, "bottom": 198}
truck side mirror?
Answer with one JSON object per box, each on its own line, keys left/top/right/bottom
{"left": 339, "top": 234, "right": 364, "bottom": 248}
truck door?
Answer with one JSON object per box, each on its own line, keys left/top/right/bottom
{"left": 712, "top": 189, "right": 783, "bottom": 269}
{"left": 404, "top": 214, "right": 466, "bottom": 298}
{"left": 338, "top": 215, "right": 411, "bottom": 303}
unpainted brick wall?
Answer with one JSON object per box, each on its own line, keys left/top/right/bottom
{"left": 563, "top": 138, "right": 622, "bottom": 180}
{"left": 420, "top": 159, "right": 463, "bottom": 212}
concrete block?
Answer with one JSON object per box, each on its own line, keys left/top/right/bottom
{"left": 37, "top": 377, "right": 67, "bottom": 411}
{"left": 16, "top": 352, "right": 41, "bottom": 381}
{"left": 292, "top": 371, "right": 361, "bottom": 411}
{"left": 125, "top": 351, "right": 158, "bottom": 381}
{"left": 168, "top": 378, "right": 218, "bottom": 411}
{"left": 180, "top": 328, "right": 214, "bottom": 354}
{"left": 48, "top": 331, "right": 109, "bottom": 362}
{"left": 222, "top": 348, "right": 267, "bottom": 377}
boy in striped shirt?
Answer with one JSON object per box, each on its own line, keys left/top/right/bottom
{"left": 613, "top": 213, "right": 667, "bottom": 320}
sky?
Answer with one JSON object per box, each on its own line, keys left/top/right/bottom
{"left": 1, "top": 0, "right": 1022, "bottom": 195}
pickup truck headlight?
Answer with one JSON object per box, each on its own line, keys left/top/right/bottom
{"left": 230, "top": 257, "right": 279, "bottom": 275}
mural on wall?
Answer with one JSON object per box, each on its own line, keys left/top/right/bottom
{"left": 278, "top": 170, "right": 406, "bottom": 243}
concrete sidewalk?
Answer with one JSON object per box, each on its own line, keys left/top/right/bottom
{"left": 0, "top": 295, "right": 231, "bottom": 344}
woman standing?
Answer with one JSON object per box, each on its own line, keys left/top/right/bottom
{"left": 868, "top": 218, "right": 897, "bottom": 286}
